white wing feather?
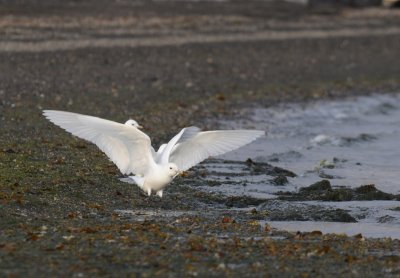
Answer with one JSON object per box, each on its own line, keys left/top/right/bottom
{"left": 158, "top": 128, "right": 186, "bottom": 165}
{"left": 43, "top": 110, "right": 155, "bottom": 176}
{"left": 155, "top": 127, "right": 201, "bottom": 164}
{"left": 169, "top": 130, "right": 265, "bottom": 171}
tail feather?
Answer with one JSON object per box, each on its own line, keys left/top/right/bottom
{"left": 119, "top": 176, "right": 151, "bottom": 195}
{"left": 119, "top": 176, "right": 145, "bottom": 188}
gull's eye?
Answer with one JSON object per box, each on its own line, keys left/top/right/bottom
{"left": 169, "top": 166, "right": 172, "bottom": 170}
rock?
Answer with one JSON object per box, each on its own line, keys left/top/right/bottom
{"left": 245, "top": 159, "right": 297, "bottom": 177}
{"left": 323, "top": 188, "right": 354, "bottom": 201}
{"left": 278, "top": 181, "right": 400, "bottom": 201}
{"left": 309, "top": 0, "right": 382, "bottom": 8}
{"left": 300, "top": 180, "right": 332, "bottom": 192}
{"left": 259, "top": 200, "right": 357, "bottom": 222}
{"left": 354, "top": 184, "right": 398, "bottom": 200}
{"left": 377, "top": 215, "right": 396, "bottom": 223}
{"left": 225, "top": 196, "right": 266, "bottom": 208}
{"left": 271, "top": 175, "right": 289, "bottom": 186}
{"left": 355, "top": 184, "right": 379, "bottom": 193}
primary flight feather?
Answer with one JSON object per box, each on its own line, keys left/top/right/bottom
{"left": 43, "top": 110, "right": 264, "bottom": 197}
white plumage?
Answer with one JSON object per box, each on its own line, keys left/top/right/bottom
{"left": 43, "top": 110, "right": 265, "bottom": 197}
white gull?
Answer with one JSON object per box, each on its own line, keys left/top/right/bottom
{"left": 43, "top": 110, "right": 264, "bottom": 197}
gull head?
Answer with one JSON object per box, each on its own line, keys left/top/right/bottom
{"left": 125, "top": 119, "right": 143, "bottom": 129}
{"left": 166, "top": 163, "right": 180, "bottom": 178}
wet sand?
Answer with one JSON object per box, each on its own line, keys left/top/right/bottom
{"left": 1, "top": 1, "right": 400, "bottom": 276}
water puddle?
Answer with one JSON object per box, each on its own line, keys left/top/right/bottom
{"left": 200, "top": 93, "right": 400, "bottom": 238}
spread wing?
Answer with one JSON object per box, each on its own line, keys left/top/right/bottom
{"left": 155, "top": 126, "right": 201, "bottom": 164}
{"left": 43, "top": 110, "right": 155, "bottom": 176}
{"left": 169, "top": 130, "right": 265, "bottom": 171}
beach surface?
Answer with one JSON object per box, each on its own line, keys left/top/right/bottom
{"left": 1, "top": 1, "right": 400, "bottom": 276}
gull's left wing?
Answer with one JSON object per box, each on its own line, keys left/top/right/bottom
{"left": 168, "top": 129, "right": 265, "bottom": 171}
{"left": 155, "top": 126, "right": 201, "bottom": 164}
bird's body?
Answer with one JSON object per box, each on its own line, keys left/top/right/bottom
{"left": 129, "top": 163, "right": 178, "bottom": 197}
{"left": 43, "top": 110, "right": 264, "bottom": 197}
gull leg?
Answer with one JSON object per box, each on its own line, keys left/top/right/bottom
{"left": 147, "top": 187, "right": 151, "bottom": 196}
{"left": 156, "top": 190, "right": 163, "bottom": 198}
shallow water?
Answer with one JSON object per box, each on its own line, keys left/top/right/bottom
{"left": 201, "top": 93, "right": 400, "bottom": 238}
{"left": 221, "top": 93, "right": 400, "bottom": 194}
